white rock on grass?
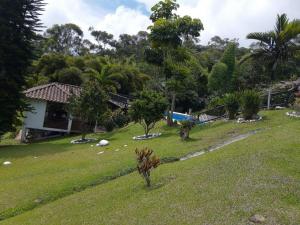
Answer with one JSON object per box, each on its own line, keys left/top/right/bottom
{"left": 71, "top": 138, "right": 96, "bottom": 144}
{"left": 237, "top": 116, "right": 262, "bottom": 123}
{"left": 249, "top": 214, "right": 266, "bottom": 223}
{"left": 124, "top": 144, "right": 128, "bottom": 147}
{"left": 3, "top": 161, "right": 12, "bottom": 166}
{"left": 286, "top": 111, "right": 300, "bottom": 118}
{"left": 96, "top": 140, "right": 109, "bottom": 147}
{"left": 97, "top": 151, "right": 104, "bottom": 155}
{"left": 133, "top": 133, "right": 162, "bottom": 140}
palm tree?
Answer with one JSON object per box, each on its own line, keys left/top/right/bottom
{"left": 84, "top": 58, "right": 149, "bottom": 95}
{"left": 245, "top": 14, "right": 300, "bottom": 80}
{"left": 243, "top": 14, "right": 300, "bottom": 109}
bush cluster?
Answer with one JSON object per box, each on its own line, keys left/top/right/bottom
{"left": 240, "top": 90, "right": 260, "bottom": 120}
{"left": 222, "top": 93, "right": 240, "bottom": 120}
{"left": 102, "top": 109, "right": 130, "bottom": 132}
{"left": 210, "top": 90, "right": 261, "bottom": 120}
{"left": 112, "top": 109, "right": 130, "bottom": 128}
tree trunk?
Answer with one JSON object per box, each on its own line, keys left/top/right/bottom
{"left": 167, "top": 93, "right": 176, "bottom": 126}
{"left": 81, "top": 120, "right": 87, "bottom": 140}
{"left": 267, "top": 61, "right": 277, "bottom": 110}
{"left": 228, "top": 111, "right": 236, "bottom": 120}
{"left": 143, "top": 172, "right": 151, "bottom": 187}
{"left": 144, "top": 125, "right": 149, "bottom": 137}
{"left": 180, "top": 128, "right": 189, "bottom": 140}
{"left": 166, "top": 106, "right": 172, "bottom": 126}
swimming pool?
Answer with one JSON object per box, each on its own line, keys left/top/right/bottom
{"left": 170, "top": 112, "right": 193, "bottom": 121}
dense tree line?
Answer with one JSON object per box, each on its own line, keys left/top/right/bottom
{"left": 0, "top": 0, "right": 45, "bottom": 137}
{"left": 1, "top": 0, "right": 299, "bottom": 135}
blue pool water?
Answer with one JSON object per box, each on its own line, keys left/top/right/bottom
{"left": 171, "top": 112, "right": 193, "bottom": 121}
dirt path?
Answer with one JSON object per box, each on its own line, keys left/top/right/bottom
{"left": 180, "top": 129, "right": 264, "bottom": 161}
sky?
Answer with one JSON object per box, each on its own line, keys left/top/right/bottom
{"left": 41, "top": 0, "right": 300, "bottom": 47}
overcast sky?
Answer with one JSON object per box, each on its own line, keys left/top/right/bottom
{"left": 41, "top": 0, "right": 300, "bottom": 46}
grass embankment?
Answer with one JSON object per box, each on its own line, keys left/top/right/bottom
{"left": 0, "top": 110, "right": 299, "bottom": 224}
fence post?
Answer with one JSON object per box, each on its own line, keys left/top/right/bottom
{"left": 267, "top": 89, "right": 271, "bottom": 110}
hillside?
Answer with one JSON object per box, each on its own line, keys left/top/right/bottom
{"left": 0, "top": 110, "right": 299, "bottom": 224}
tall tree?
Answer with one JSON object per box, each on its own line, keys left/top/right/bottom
{"left": 115, "top": 31, "right": 151, "bottom": 61}
{"left": 130, "top": 91, "right": 168, "bottom": 137}
{"left": 89, "top": 27, "right": 116, "bottom": 55}
{"left": 244, "top": 14, "right": 300, "bottom": 108}
{"left": 148, "top": 0, "right": 204, "bottom": 126}
{"left": 84, "top": 57, "right": 149, "bottom": 95}
{"left": 0, "top": 0, "right": 44, "bottom": 137}
{"left": 43, "top": 23, "right": 84, "bottom": 55}
{"left": 208, "top": 43, "right": 237, "bottom": 95}
{"left": 150, "top": 0, "right": 179, "bottom": 22}
{"left": 68, "top": 79, "right": 108, "bottom": 140}
{"left": 245, "top": 14, "right": 300, "bottom": 81}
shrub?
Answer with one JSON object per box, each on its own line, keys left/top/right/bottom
{"left": 68, "top": 79, "right": 108, "bottom": 140}
{"left": 240, "top": 90, "right": 261, "bottom": 120}
{"left": 103, "top": 118, "right": 115, "bottom": 132}
{"left": 208, "top": 62, "right": 228, "bottom": 95}
{"left": 207, "top": 96, "right": 226, "bottom": 116}
{"left": 207, "top": 96, "right": 222, "bottom": 109}
{"left": 179, "top": 120, "right": 195, "bottom": 140}
{"left": 222, "top": 93, "right": 240, "bottom": 120}
{"left": 130, "top": 91, "right": 168, "bottom": 137}
{"left": 135, "top": 147, "right": 160, "bottom": 187}
{"left": 57, "top": 67, "right": 83, "bottom": 86}
{"left": 112, "top": 109, "right": 130, "bottom": 128}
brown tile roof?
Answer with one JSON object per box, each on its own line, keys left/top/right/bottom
{"left": 24, "top": 83, "right": 82, "bottom": 104}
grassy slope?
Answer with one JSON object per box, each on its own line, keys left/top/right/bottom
{"left": 0, "top": 110, "right": 299, "bottom": 224}
{"left": 1, "top": 110, "right": 299, "bottom": 225}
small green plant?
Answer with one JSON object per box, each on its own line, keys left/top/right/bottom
{"left": 240, "top": 90, "right": 261, "bottom": 120}
{"left": 135, "top": 147, "right": 160, "bottom": 187}
{"left": 179, "top": 120, "right": 195, "bottom": 140}
{"left": 222, "top": 93, "right": 240, "bottom": 120}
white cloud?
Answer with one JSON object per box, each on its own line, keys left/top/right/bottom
{"left": 175, "top": 0, "right": 300, "bottom": 46}
{"left": 41, "top": 0, "right": 300, "bottom": 46}
{"left": 96, "top": 6, "right": 151, "bottom": 39}
{"left": 137, "top": 0, "right": 300, "bottom": 46}
{"left": 41, "top": 1, "right": 150, "bottom": 40}
{"left": 136, "top": 0, "right": 157, "bottom": 10}
{"left": 41, "top": 0, "right": 106, "bottom": 38}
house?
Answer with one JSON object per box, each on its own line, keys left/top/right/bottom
{"left": 21, "top": 82, "right": 130, "bottom": 142}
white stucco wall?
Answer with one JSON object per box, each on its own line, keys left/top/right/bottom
{"left": 23, "top": 99, "right": 47, "bottom": 130}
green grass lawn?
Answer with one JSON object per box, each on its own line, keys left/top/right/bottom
{"left": 0, "top": 110, "right": 299, "bottom": 224}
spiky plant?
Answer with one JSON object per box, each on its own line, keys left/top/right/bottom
{"left": 135, "top": 147, "right": 160, "bottom": 187}
{"left": 240, "top": 90, "right": 261, "bottom": 120}
{"left": 222, "top": 93, "right": 240, "bottom": 120}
